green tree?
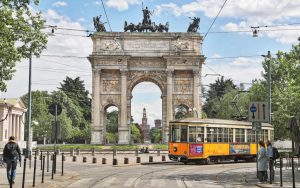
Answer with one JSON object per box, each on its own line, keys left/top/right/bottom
{"left": 174, "top": 105, "right": 189, "bottom": 119}
{"left": 203, "top": 76, "right": 237, "bottom": 118}
{"left": 58, "top": 76, "right": 91, "bottom": 122}
{"left": 105, "top": 110, "right": 119, "bottom": 143}
{"left": 0, "top": 0, "right": 47, "bottom": 91}
{"left": 150, "top": 128, "right": 162, "bottom": 143}
{"left": 131, "top": 124, "right": 141, "bottom": 143}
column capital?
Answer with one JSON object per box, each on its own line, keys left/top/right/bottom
{"left": 120, "top": 69, "right": 128, "bottom": 76}
{"left": 93, "top": 69, "right": 101, "bottom": 75}
{"left": 167, "top": 69, "right": 174, "bottom": 77}
{"left": 193, "top": 70, "right": 200, "bottom": 76}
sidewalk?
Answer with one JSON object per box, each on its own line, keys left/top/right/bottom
{"left": 0, "top": 157, "right": 78, "bottom": 188}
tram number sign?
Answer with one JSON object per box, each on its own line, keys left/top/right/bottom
{"left": 252, "top": 122, "right": 262, "bottom": 132}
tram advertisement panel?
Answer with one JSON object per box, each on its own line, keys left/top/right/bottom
{"left": 229, "top": 143, "right": 250, "bottom": 155}
{"left": 189, "top": 144, "right": 203, "bottom": 156}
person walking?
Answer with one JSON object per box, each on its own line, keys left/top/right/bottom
{"left": 266, "top": 140, "right": 274, "bottom": 181}
{"left": 2, "top": 136, "right": 21, "bottom": 184}
{"left": 258, "top": 140, "right": 268, "bottom": 182}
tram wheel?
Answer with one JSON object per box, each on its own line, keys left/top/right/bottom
{"left": 205, "top": 157, "right": 211, "bottom": 165}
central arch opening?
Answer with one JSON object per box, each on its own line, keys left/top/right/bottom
{"left": 131, "top": 82, "right": 162, "bottom": 143}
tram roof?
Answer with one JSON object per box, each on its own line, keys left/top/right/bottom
{"left": 170, "top": 118, "right": 272, "bottom": 127}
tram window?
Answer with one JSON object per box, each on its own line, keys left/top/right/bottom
{"left": 171, "top": 125, "right": 180, "bottom": 142}
{"left": 270, "top": 130, "right": 274, "bottom": 141}
{"left": 228, "top": 128, "right": 233, "bottom": 142}
{"left": 235, "top": 128, "right": 245, "bottom": 143}
{"left": 263, "top": 130, "right": 268, "bottom": 141}
{"left": 189, "top": 126, "right": 196, "bottom": 142}
{"left": 247, "top": 129, "right": 256, "bottom": 142}
{"left": 181, "top": 126, "right": 188, "bottom": 142}
{"left": 207, "top": 128, "right": 217, "bottom": 142}
{"left": 217, "top": 128, "right": 224, "bottom": 142}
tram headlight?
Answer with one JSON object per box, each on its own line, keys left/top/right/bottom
{"left": 173, "top": 147, "right": 177, "bottom": 152}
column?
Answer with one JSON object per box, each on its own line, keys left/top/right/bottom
{"left": 161, "top": 95, "right": 167, "bottom": 143}
{"left": 165, "top": 70, "right": 173, "bottom": 143}
{"left": 20, "top": 113, "right": 25, "bottom": 141}
{"left": 118, "top": 69, "right": 129, "bottom": 144}
{"left": 11, "top": 114, "right": 15, "bottom": 137}
{"left": 193, "top": 70, "right": 200, "bottom": 118}
{"left": 15, "top": 115, "right": 19, "bottom": 140}
{"left": 91, "top": 69, "right": 102, "bottom": 144}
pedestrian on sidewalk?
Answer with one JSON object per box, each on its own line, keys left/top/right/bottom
{"left": 2, "top": 136, "right": 21, "bottom": 184}
{"left": 266, "top": 140, "right": 274, "bottom": 181}
{"left": 258, "top": 140, "right": 268, "bottom": 182}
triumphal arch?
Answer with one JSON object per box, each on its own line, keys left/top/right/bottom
{"left": 89, "top": 12, "right": 205, "bottom": 144}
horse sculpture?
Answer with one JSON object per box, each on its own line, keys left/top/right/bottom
{"left": 187, "top": 17, "right": 200, "bottom": 32}
{"left": 93, "top": 15, "right": 106, "bottom": 32}
{"left": 124, "top": 21, "right": 136, "bottom": 32}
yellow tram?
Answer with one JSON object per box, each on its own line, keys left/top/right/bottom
{"left": 168, "top": 118, "right": 273, "bottom": 164}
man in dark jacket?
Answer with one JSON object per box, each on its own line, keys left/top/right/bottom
{"left": 3, "top": 136, "right": 21, "bottom": 184}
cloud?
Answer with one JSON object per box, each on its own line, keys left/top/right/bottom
{"left": 52, "top": 1, "right": 67, "bottom": 7}
{"left": 156, "top": 0, "right": 300, "bottom": 44}
{"left": 105, "top": 0, "right": 141, "bottom": 11}
{"left": 202, "top": 57, "right": 263, "bottom": 86}
{"left": 2, "top": 9, "right": 92, "bottom": 98}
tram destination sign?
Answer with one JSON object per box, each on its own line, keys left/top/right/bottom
{"left": 248, "top": 102, "right": 269, "bottom": 122}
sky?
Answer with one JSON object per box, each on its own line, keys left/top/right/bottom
{"left": 1, "top": 0, "right": 300, "bottom": 127}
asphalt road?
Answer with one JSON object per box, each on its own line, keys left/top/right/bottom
{"left": 54, "top": 160, "right": 258, "bottom": 188}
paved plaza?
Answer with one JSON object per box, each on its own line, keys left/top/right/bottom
{"left": 1, "top": 152, "right": 299, "bottom": 188}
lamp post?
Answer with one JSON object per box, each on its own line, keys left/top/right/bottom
{"left": 262, "top": 51, "right": 272, "bottom": 124}
{"left": 26, "top": 54, "right": 32, "bottom": 159}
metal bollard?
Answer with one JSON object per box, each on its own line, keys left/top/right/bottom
{"left": 22, "top": 158, "right": 27, "bottom": 188}
{"left": 113, "top": 158, "right": 118, "bottom": 165}
{"left": 54, "top": 152, "right": 57, "bottom": 174}
{"left": 33, "top": 154, "right": 37, "bottom": 187}
{"left": 47, "top": 151, "right": 49, "bottom": 172}
{"left": 280, "top": 157, "right": 283, "bottom": 187}
{"left": 92, "top": 157, "right": 97, "bottom": 164}
{"left": 162, "top": 155, "right": 166, "bottom": 161}
{"left": 40, "top": 151, "right": 43, "bottom": 170}
{"left": 102, "top": 158, "right": 107, "bottom": 164}
{"left": 83, "top": 156, "right": 87, "bottom": 163}
{"left": 124, "top": 158, "right": 129, "bottom": 164}
{"left": 62, "top": 153, "right": 64, "bottom": 176}
{"left": 136, "top": 157, "right": 141, "bottom": 163}
{"left": 292, "top": 156, "right": 295, "bottom": 188}
{"left": 269, "top": 159, "right": 272, "bottom": 184}
{"left": 51, "top": 154, "right": 54, "bottom": 179}
{"left": 42, "top": 156, "right": 45, "bottom": 183}
{"left": 149, "top": 156, "right": 153, "bottom": 162}
{"left": 135, "top": 148, "right": 138, "bottom": 156}
{"left": 73, "top": 156, "right": 77, "bottom": 162}
{"left": 70, "top": 149, "right": 74, "bottom": 156}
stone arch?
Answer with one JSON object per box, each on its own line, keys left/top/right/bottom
{"left": 128, "top": 74, "right": 166, "bottom": 95}
{"left": 102, "top": 104, "right": 120, "bottom": 144}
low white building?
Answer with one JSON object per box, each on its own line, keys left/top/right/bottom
{"left": 0, "top": 98, "right": 27, "bottom": 149}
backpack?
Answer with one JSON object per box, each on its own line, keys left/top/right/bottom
{"left": 273, "top": 147, "right": 280, "bottom": 159}
{"left": 6, "top": 143, "right": 17, "bottom": 159}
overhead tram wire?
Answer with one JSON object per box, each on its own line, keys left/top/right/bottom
{"left": 101, "top": 0, "right": 112, "bottom": 32}
{"left": 203, "top": 0, "right": 228, "bottom": 41}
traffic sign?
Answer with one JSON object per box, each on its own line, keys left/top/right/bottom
{"left": 48, "top": 103, "right": 62, "bottom": 116}
{"left": 248, "top": 102, "right": 269, "bottom": 122}
{"left": 252, "top": 122, "right": 262, "bottom": 132}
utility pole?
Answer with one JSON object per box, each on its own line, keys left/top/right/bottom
{"left": 26, "top": 53, "right": 32, "bottom": 159}
{"left": 267, "top": 51, "right": 271, "bottom": 124}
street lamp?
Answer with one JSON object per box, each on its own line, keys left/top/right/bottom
{"left": 261, "top": 51, "right": 272, "bottom": 124}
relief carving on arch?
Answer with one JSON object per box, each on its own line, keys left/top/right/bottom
{"left": 174, "top": 80, "right": 192, "bottom": 93}
{"left": 173, "top": 94, "right": 193, "bottom": 108}
{"left": 129, "top": 60, "right": 165, "bottom": 68}
{"left": 98, "top": 38, "right": 122, "bottom": 51}
{"left": 103, "top": 80, "right": 120, "bottom": 92}
{"left": 171, "top": 39, "right": 193, "bottom": 51}
{"left": 128, "top": 70, "right": 167, "bottom": 82}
